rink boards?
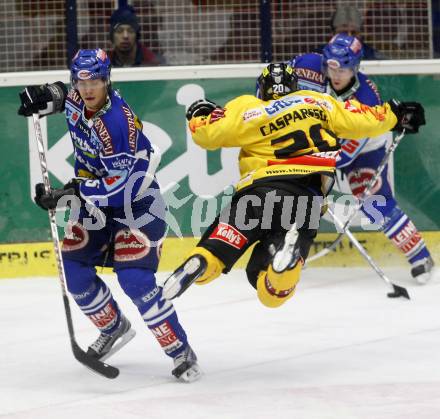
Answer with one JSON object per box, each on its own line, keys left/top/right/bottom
{"left": 1, "top": 63, "right": 439, "bottom": 278}
{"left": 0, "top": 231, "right": 438, "bottom": 278}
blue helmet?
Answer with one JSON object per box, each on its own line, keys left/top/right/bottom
{"left": 71, "top": 49, "right": 111, "bottom": 83}
{"left": 322, "top": 33, "right": 363, "bottom": 72}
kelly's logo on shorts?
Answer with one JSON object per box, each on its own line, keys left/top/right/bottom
{"left": 209, "top": 222, "right": 248, "bottom": 249}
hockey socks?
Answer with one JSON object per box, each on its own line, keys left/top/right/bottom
{"left": 257, "top": 226, "right": 303, "bottom": 308}
{"left": 257, "top": 261, "right": 302, "bottom": 308}
{"left": 70, "top": 277, "right": 123, "bottom": 335}
{"left": 162, "top": 247, "right": 225, "bottom": 300}
{"left": 381, "top": 207, "right": 433, "bottom": 283}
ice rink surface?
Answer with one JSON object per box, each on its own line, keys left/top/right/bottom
{"left": 1, "top": 266, "right": 440, "bottom": 419}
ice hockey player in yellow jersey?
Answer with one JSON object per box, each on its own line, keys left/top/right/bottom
{"left": 162, "top": 62, "right": 425, "bottom": 308}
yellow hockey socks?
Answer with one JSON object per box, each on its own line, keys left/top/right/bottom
{"left": 187, "top": 247, "right": 225, "bottom": 285}
{"left": 256, "top": 260, "right": 303, "bottom": 308}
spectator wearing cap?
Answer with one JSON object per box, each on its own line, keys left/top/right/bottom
{"left": 108, "top": 6, "right": 164, "bottom": 67}
{"left": 315, "top": 4, "right": 386, "bottom": 60}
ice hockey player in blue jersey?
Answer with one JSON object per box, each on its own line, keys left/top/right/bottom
{"left": 289, "top": 33, "right": 434, "bottom": 283}
{"left": 17, "top": 48, "right": 201, "bottom": 382}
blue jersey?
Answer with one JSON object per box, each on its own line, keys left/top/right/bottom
{"left": 289, "top": 53, "right": 387, "bottom": 168}
{"left": 290, "top": 53, "right": 326, "bottom": 93}
{"left": 64, "top": 89, "right": 159, "bottom": 207}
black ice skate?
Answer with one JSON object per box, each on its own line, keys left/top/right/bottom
{"left": 172, "top": 345, "right": 202, "bottom": 383}
{"left": 411, "top": 256, "right": 435, "bottom": 285}
{"left": 162, "top": 255, "right": 207, "bottom": 300}
{"left": 271, "top": 223, "right": 301, "bottom": 273}
{"left": 87, "top": 315, "right": 136, "bottom": 361}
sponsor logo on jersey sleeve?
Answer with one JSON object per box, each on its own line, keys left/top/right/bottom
{"left": 344, "top": 101, "right": 386, "bottom": 121}
{"left": 243, "top": 107, "right": 264, "bottom": 122}
{"left": 209, "top": 107, "right": 226, "bottom": 123}
{"left": 65, "top": 102, "right": 82, "bottom": 126}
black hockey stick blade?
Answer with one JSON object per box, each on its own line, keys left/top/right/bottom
{"left": 72, "top": 342, "right": 119, "bottom": 379}
{"left": 387, "top": 284, "right": 410, "bottom": 300}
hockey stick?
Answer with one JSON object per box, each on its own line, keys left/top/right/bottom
{"left": 31, "top": 114, "right": 119, "bottom": 379}
{"left": 327, "top": 207, "right": 410, "bottom": 299}
{"left": 307, "top": 130, "right": 406, "bottom": 263}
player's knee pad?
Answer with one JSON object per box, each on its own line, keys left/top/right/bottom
{"left": 63, "top": 258, "right": 97, "bottom": 295}
{"left": 116, "top": 267, "right": 162, "bottom": 312}
{"left": 187, "top": 247, "right": 225, "bottom": 285}
{"left": 256, "top": 261, "right": 303, "bottom": 308}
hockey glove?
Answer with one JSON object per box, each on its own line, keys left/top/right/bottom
{"left": 186, "top": 99, "right": 219, "bottom": 121}
{"left": 34, "top": 179, "right": 81, "bottom": 211}
{"left": 18, "top": 81, "right": 68, "bottom": 117}
{"left": 388, "top": 99, "right": 426, "bottom": 134}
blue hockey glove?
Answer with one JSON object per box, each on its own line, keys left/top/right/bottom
{"left": 18, "top": 82, "right": 67, "bottom": 117}
{"left": 186, "top": 99, "right": 219, "bottom": 121}
{"left": 34, "top": 179, "right": 81, "bottom": 211}
{"left": 388, "top": 99, "right": 425, "bottom": 134}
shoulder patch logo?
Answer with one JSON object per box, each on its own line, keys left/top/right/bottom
{"left": 243, "top": 108, "right": 264, "bottom": 122}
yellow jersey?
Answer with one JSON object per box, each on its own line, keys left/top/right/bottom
{"left": 188, "top": 91, "right": 397, "bottom": 192}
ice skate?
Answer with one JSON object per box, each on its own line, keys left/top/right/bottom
{"left": 86, "top": 315, "right": 136, "bottom": 361}
{"left": 272, "top": 223, "right": 300, "bottom": 273}
{"left": 162, "top": 255, "right": 207, "bottom": 300}
{"left": 172, "top": 345, "right": 202, "bottom": 383}
{"left": 411, "top": 256, "right": 434, "bottom": 285}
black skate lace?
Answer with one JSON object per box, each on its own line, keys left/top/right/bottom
{"left": 91, "top": 333, "right": 112, "bottom": 353}
{"left": 174, "top": 347, "right": 196, "bottom": 367}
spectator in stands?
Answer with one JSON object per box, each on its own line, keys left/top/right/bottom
{"left": 315, "top": 4, "right": 386, "bottom": 60}
{"left": 108, "top": 5, "right": 164, "bottom": 67}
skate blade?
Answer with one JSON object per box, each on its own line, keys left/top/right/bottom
{"left": 415, "top": 271, "right": 433, "bottom": 285}
{"left": 176, "top": 364, "right": 203, "bottom": 383}
{"left": 100, "top": 329, "right": 137, "bottom": 362}
{"left": 163, "top": 257, "right": 203, "bottom": 300}
{"left": 272, "top": 225, "right": 299, "bottom": 273}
